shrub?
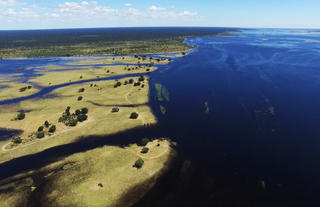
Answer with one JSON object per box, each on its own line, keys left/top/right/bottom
{"left": 130, "top": 112, "right": 139, "bottom": 119}
{"left": 138, "top": 76, "right": 145, "bottom": 82}
{"left": 133, "top": 158, "right": 144, "bottom": 169}
{"left": 111, "top": 107, "right": 119, "bottom": 113}
{"left": 81, "top": 108, "right": 88, "bottom": 114}
{"left": 78, "top": 96, "right": 83, "bottom": 101}
{"left": 80, "top": 75, "right": 83, "bottom": 79}
{"left": 128, "top": 79, "right": 134, "bottom": 84}
{"left": 114, "top": 81, "right": 121, "bottom": 88}
{"left": 141, "top": 147, "right": 149, "bottom": 154}
{"left": 12, "top": 136, "right": 22, "bottom": 144}
{"left": 49, "top": 125, "right": 56, "bottom": 133}
{"left": 68, "top": 119, "right": 78, "bottom": 127}
{"left": 78, "top": 88, "right": 85, "bottom": 93}
{"left": 77, "top": 114, "right": 88, "bottom": 122}
{"left": 38, "top": 126, "right": 44, "bottom": 132}
{"left": 27, "top": 86, "right": 32, "bottom": 89}
{"left": 140, "top": 138, "right": 150, "bottom": 146}
{"left": 37, "top": 131, "right": 45, "bottom": 138}
{"left": 44, "top": 120, "right": 50, "bottom": 128}
{"left": 75, "top": 109, "right": 81, "bottom": 115}
{"left": 134, "top": 82, "right": 141, "bottom": 87}
{"left": 17, "top": 112, "right": 25, "bottom": 120}
{"left": 19, "top": 87, "right": 27, "bottom": 92}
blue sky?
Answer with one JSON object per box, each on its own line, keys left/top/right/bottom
{"left": 0, "top": 0, "right": 319, "bottom": 30}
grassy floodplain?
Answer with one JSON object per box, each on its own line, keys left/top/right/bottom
{"left": 0, "top": 52, "right": 180, "bottom": 207}
{"left": 0, "top": 139, "right": 175, "bottom": 207}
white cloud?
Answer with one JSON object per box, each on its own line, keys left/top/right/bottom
{"left": 124, "top": 3, "right": 132, "bottom": 7}
{"left": 0, "top": 0, "right": 26, "bottom": 7}
{"left": 149, "top": 5, "right": 165, "bottom": 11}
{"left": 182, "top": 11, "right": 198, "bottom": 16}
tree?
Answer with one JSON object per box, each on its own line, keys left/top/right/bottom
{"left": 68, "top": 119, "right": 78, "bottom": 127}
{"left": 49, "top": 125, "right": 56, "bottom": 133}
{"left": 78, "top": 96, "right": 83, "bottom": 101}
{"left": 78, "top": 88, "right": 85, "bottom": 93}
{"left": 17, "top": 112, "right": 25, "bottom": 120}
{"left": 112, "top": 107, "right": 119, "bottom": 113}
{"left": 37, "top": 131, "right": 45, "bottom": 138}
{"left": 141, "top": 147, "right": 149, "bottom": 154}
{"left": 138, "top": 76, "right": 145, "bottom": 82}
{"left": 44, "top": 120, "right": 50, "bottom": 128}
{"left": 129, "top": 79, "right": 134, "bottom": 84}
{"left": 140, "top": 138, "right": 149, "bottom": 146}
{"left": 134, "top": 82, "right": 141, "bottom": 87}
{"left": 130, "top": 112, "right": 139, "bottom": 119}
{"left": 38, "top": 126, "right": 44, "bottom": 132}
{"left": 12, "top": 136, "right": 22, "bottom": 144}
{"left": 75, "top": 109, "right": 81, "bottom": 115}
{"left": 77, "top": 114, "right": 88, "bottom": 122}
{"left": 133, "top": 158, "right": 144, "bottom": 169}
{"left": 81, "top": 108, "right": 88, "bottom": 114}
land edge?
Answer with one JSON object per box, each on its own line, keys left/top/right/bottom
{"left": 0, "top": 31, "right": 237, "bottom": 60}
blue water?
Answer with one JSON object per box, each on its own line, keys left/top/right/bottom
{"left": 1, "top": 28, "right": 320, "bottom": 206}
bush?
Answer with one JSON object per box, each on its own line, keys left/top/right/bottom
{"left": 49, "top": 125, "right": 56, "bottom": 133}
{"left": 78, "top": 88, "right": 85, "bottom": 93}
{"left": 37, "top": 131, "right": 45, "bottom": 138}
{"left": 19, "top": 87, "right": 27, "bottom": 92}
{"left": 134, "top": 82, "right": 141, "bottom": 87}
{"left": 68, "top": 119, "right": 78, "bottom": 127}
{"left": 27, "top": 85, "right": 32, "bottom": 89}
{"left": 129, "top": 79, "right": 134, "bottom": 84}
{"left": 140, "top": 147, "right": 149, "bottom": 154}
{"left": 112, "top": 107, "right": 119, "bottom": 113}
{"left": 17, "top": 112, "right": 25, "bottom": 120}
{"left": 12, "top": 136, "right": 22, "bottom": 144}
{"left": 44, "top": 120, "right": 50, "bottom": 128}
{"left": 77, "top": 114, "right": 88, "bottom": 122}
{"left": 81, "top": 108, "right": 88, "bottom": 114}
{"left": 38, "top": 126, "right": 44, "bottom": 132}
{"left": 75, "top": 109, "right": 81, "bottom": 115}
{"left": 140, "top": 138, "right": 150, "bottom": 146}
{"left": 114, "top": 81, "right": 121, "bottom": 88}
{"left": 138, "top": 76, "right": 145, "bottom": 82}
{"left": 78, "top": 96, "right": 83, "bottom": 101}
{"left": 130, "top": 112, "right": 139, "bottom": 119}
{"left": 133, "top": 158, "right": 144, "bottom": 169}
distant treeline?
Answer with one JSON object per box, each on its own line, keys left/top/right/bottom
{"left": 0, "top": 27, "right": 237, "bottom": 58}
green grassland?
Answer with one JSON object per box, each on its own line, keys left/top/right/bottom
{"left": 0, "top": 27, "right": 234, "bottom": 59}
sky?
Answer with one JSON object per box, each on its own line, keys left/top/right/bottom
{"left": 0, "top": 0, "right": 319, "bottom": 30}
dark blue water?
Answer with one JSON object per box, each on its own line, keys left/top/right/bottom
{"left": 1, "top": 29, "right": 320, "bottom": 206}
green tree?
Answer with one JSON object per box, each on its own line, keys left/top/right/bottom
{"left": 130, "top": 112, "right": 139, "bottom": 119}
{"left": 140, "top": 147, "right": 149, "bottom": 154}
{"left": 77, "top": 114, "right": 88, "bottom": 122}
{"left": 38, "top": 126, "right": 44, "bottom": 132}
{"left": 140, "top": 138, "right": 150, "bottom": 146}
{"left": 12, "top": 136, "right": 22, "bottom": 144}
{"left": 37, "top": 131, "right": 45, "bottom": 138}
{"left": 49, "top": 125, "right": 56, "bottom": 133}
{"left": 44, "top": 120, "right": 50, "bottom": 128}
{"left": 133, "top": 158, "right": 144, "bottom": 169}
{"left": 17, "top": 112, "right": 25, "bottom": 120}
{"left": 81, "top": 108, "right": 88, "bottom": 114}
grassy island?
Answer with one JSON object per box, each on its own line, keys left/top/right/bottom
{"left": 0, "top": 139, "right": 175, "bottom": 207}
